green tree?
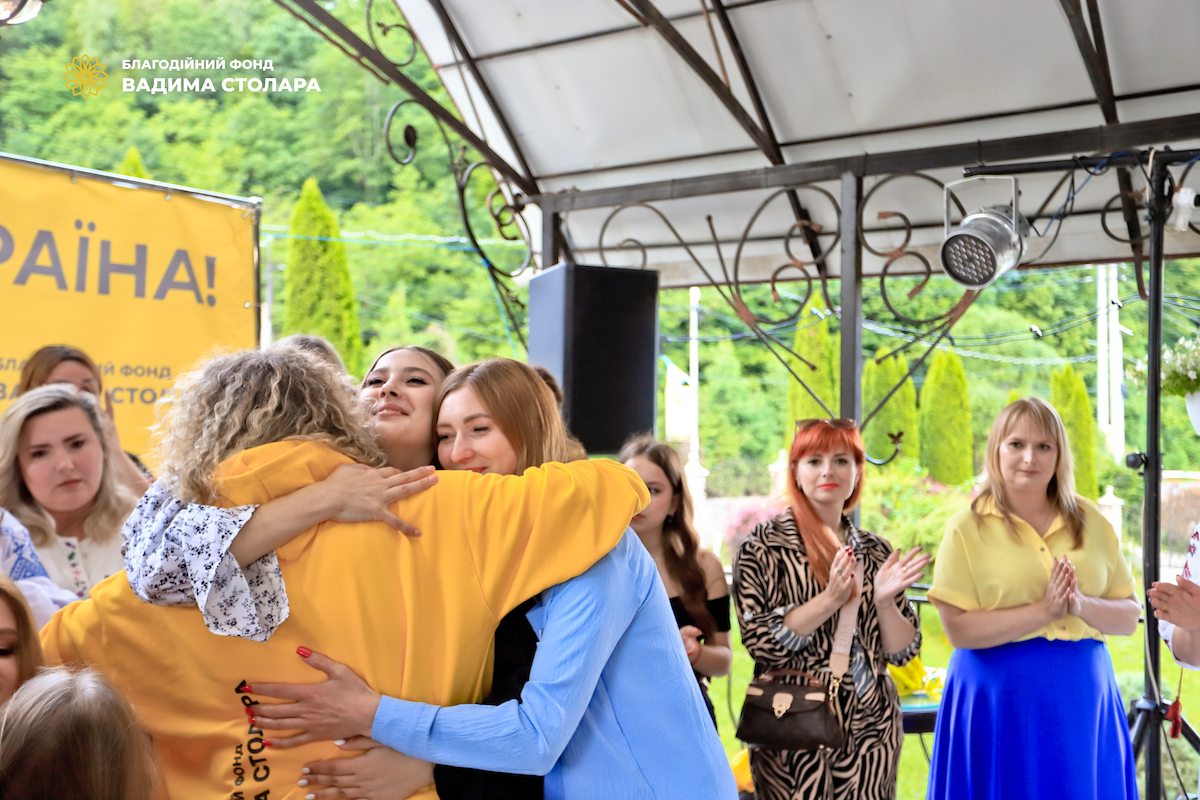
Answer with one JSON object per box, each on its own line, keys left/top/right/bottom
{"left": 371, "top": 284, "right": 414, "bottom": 351}
{"left": 282, "top": 177, "right": 364, "bottom": 375}
{"left": 1051, "top": 364, "right": 1098, "bottom": 501}
{"left": 115, "top": 145, "right": 151, "bottom": 179}
{"left": 863, "top": 347, "right": 920, "bottom": 462}
{"left": 1006, "top": 388, "right": 1023, "bottom": 406}
{"left": 786, "top": 302, "right": 839, "bottom": 439}
{"left": 919, "top": 350, "right": 974, "bottom": 484}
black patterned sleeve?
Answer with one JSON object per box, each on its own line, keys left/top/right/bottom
{"left": 733, "top": 531, "right": 811, "bottom": 668}
{"left": 883, "top": 592, "right": 923, "bottom": 666}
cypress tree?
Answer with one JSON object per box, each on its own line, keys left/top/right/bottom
{"left": 1006, "top": 388, "right": 1023, "bottom": 406}
{"left": 919, "top": 349, "right": 974, "bottom": 485}
{"left": 282, "top": 178, "right": 364, "bottom": 376}
{"left": 786, "top": 301, "right": 839, "bottom": 442}
{"left": 115, "top": 146, "right": 152, "bottom": 179}
{"left": 864, "top": 347, "right": 920, "bottom": 461}
{"left": 1050, "top": 365, "right": 1098, "bottom": 501}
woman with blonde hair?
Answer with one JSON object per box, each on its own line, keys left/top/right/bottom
{"left": 17, "top": 345, "right": 152, "bottom": 496}
{"left": 734, "top": 418, "right": 926, "bottom": 799}
{"left": 926, "top": 397, "right": 1139, "bottom": 800}
{"left": 0, "top": 576, "right": 44, "bottom": 705}
{"left": 242, "top": 357, "right": 735, "bottom": 799}
{"left": 619, "top": 434, "right": 732, "bottom": 725}
{"left": 0, "top": 385, "right": 138, "bottom": 598}
{"left": 0, "top": 667, "right": 156, "bottom": 800}
{"left": 41, "top": 347, "right": 647, "bottom": 799}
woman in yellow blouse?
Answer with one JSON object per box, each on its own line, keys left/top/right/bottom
{"left": 926, "top": 398, "right": 1139, "bottom": 800}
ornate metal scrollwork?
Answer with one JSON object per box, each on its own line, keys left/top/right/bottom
{"left": 595, "top": 172, "right": 993, "bottom": 466}
{"left": 375, "top": 42, "right": 535, "bottom": 349}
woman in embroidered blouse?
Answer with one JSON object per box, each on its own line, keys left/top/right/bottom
{"left": 733, "top": 418, "right": 927, "bottom": 800}
{"left": 926, "top": 398, "right": 1139, "bottom": 800}
{"left": 619, "top": 434, "right": 732, "bottom": 726}
{"left": 0, "top": 385, "right": 138, "bottom": 599}
{"left": 17, "top": 345, "right": 153, "bottom": 498}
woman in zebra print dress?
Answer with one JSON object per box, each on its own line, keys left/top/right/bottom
{"left": 733, "top": 419, "right": 927, "bottom": 800}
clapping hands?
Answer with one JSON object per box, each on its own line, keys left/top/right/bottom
{"left": 1149, "top": 576, "right": 1200, "bottom": 630}
{"left": 873, "top": 546, "right": 931, "bottom": 608}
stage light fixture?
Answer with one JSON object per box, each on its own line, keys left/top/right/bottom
{"left": 0, "top": 0, "right": 45, "bottom": 26}
{"left": 939, "top": 176, "right": 1029, "bottom": 289}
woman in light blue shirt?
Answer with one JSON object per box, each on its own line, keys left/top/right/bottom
{"left": 249, "top": 359, "right": 737, "bottom": 800}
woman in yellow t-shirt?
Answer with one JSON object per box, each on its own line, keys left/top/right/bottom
{"left": 926, "top": 398, "right": 1139, "bottom": 800}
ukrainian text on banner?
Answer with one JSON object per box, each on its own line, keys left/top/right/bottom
{"left": 0, "top": 154, "right": 258, "bottom": 458}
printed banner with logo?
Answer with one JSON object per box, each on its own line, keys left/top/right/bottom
{"left": 0, "top": 154, "right": 259, "bottom": 458}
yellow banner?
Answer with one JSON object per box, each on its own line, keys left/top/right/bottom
{"left": 0, "top": 155, "right": 258, "bottom": 459}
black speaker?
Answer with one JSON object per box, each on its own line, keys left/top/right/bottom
{"left": 528, "top": 264, "right": 659, "bottom": 454}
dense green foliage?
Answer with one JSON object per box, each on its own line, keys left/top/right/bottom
{"left": 1050, "top": 364, "right": 1098, "bottom": 501}
{"left": 4, "top": 0, "right": 1200, "bottom": 505}
{"left": 862, "top": 347, "right": 919, "bottom": 462}
{"left": 919, "top": 350, "right": 974, "bottom": 485}
{"left": 283, "top": 177, "right": 363, "bottom": 374}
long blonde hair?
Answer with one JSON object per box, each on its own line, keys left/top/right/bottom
{"left": 0, "top": 575, "right": 43, "bottom": 693}
{"left": 0, "top": 667, "right": 156, "bottom": 800}
{"left": 434, "top": 359, "right": 570, "bottom": 473}
{"left": 0, "top": 385, "right": 135, "bottom": 547}
{"left": 154, "top": 347, "right": 385, "bottom": 504}
{"left": 972, "top": 397, "right": 1085, "bottom": 548}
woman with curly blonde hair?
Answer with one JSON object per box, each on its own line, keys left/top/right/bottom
{"left": 0, "top": 385, "right": 138, "bottom": 598}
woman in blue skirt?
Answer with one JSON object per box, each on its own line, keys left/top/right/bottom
{"left": 926, "top": 398, "right": 1140, "bottom": 800}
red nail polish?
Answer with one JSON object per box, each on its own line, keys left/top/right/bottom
{"left": 244, "top": 706, "right": 253, "bottom": 715}
{"left": 242, "top": 685, "right": 253, "bottom": 694}
{"left": 297, "top": 647, "right": 312, "bottom": 659}
{"left": 263, "top": 740, "right": 273, "bottom": 747}
{"left": 248, "top": 717, "right": 256, "bottom": 726}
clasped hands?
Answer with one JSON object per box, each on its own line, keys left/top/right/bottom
{"left": 1041, "top": 556, "right": 1084, "bottom": 621}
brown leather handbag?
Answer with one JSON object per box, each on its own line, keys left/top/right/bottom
{"left": 735, "top": 669, "right": 845, "bottom": 750}
{"left": 737, "top": 556, "right": 863, "bottom": 750}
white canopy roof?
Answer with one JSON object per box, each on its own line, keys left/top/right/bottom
{"left": 396, "top": 0, "right": 1200, "bottom": 287}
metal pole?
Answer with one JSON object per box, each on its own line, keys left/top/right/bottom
{"left": 1143, "top": 152, "right": 1169, "bottom": 800}
{"left": 1096, "top": 264, "right": 1109, "bottom": 449}
{"left": 686, "top": 285, "right": 710, "bottom": 543}
{"left": 1108, "top": 263, "right": 1125, "bottom": 459}
{"left": 839, "top": 171, "right": 863, "bottom": 525}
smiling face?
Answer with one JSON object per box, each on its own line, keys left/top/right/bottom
{"left": 44, "top": 359, "right": 100, "bottom": 396}
{"left": 997, "top": 414, "right": 1058, "bottom": 496}
{"left": 794, "top": 449, "right": 858, "bottom": 511}
{"left": 360, "top": 349, "right": 444, "bottom": 469}
{"left": 436, "top": 387, "right": 519, "bottom": 476}
{"left": 17, "top": 407, "right": 104, "bottom": 519}
{"left": 625, "top": 455, "right": 678, "bottom": 536}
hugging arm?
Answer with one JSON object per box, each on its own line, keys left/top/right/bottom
{"left": 257, "top": 553, "right": 638, "bottom": 776}
{"left": 122, "top": 467, "right": 435, "bottom": 642}
{"left": 373, "top": 565, "right": 637, "bottom": 774}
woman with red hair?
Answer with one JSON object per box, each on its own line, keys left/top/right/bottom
{"left": 732, "top": 418, "right": 928, "bottom": 800}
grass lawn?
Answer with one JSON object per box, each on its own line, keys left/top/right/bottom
{"left": 710, "top": 589, "right": 1199, "bottom": 799}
